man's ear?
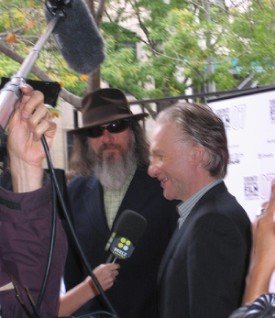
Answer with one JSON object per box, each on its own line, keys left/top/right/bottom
{"left": 190, "top": 144, "right": 206, "bottom": 167}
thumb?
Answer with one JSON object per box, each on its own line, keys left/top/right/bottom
{"left": 6, "top": 105, "right": 22, "bottom": 134}
{"left": 264, "top": 180, "right": 275, "bottom": 221}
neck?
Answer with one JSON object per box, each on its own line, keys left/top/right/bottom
{"left": 183, "top": 174, "right": 218, "bottom": 201}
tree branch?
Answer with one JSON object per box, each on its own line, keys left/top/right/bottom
{"left": 128, "top": 0, "right": 158, "bottom": 55}
{"left": 0, "top": 41, "right": 82, "bottom": 109}
{"left": 95, "top": 0, "right": 106, "bottom": 25}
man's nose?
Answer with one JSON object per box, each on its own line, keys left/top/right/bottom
{"left": 148, "top": 162, "right": 159, "bottom": 178}
{"left": 101, "top": 128, "right": 114, "bottom": 142}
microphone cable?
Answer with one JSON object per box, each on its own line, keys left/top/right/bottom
{"left": 40, "top": 135, "right": 119, "bottom": 318}
{"left": 35, "top": 138, "right": 58, "bottom": 312}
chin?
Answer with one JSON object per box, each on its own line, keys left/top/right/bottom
{"left": 163, "top": 191, "right": 175, "bottom": 201}
{"left": 104, "top": 151, "right": 121, "bottom": 161}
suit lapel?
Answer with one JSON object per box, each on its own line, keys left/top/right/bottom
{"left": 115, "top": 167, "right": 155, "bottom": 222}
{"left": 157, "top": 181, "right": 227, "bottom": 283}
{"left": 84, "top": 176, "right": 110, "bottom": 234}
{"left": 157, "top": 215, "right": 192, "bottom": 282}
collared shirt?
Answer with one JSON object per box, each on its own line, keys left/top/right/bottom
{"left": 177, "top": 179, "right": 223, "bottom": 228}
{"left": 228, "top": 293, "right": 275, "bottom": 318}
{"left": 103, "top": 165, "right": 136, "bottom": 229}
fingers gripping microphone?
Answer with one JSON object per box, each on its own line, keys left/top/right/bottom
{"left": 105, "top": 210, "right": 147, "bottom": 263}
{"left": 45, "top": 0, "right": 105, "bottom": 74}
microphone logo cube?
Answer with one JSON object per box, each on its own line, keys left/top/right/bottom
{"left": 110, "top": 236, "right": 134, "bottom": 259}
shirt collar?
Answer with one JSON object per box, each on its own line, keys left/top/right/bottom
{"left": 177, "top": 179, "right": 223, "bottom": 228}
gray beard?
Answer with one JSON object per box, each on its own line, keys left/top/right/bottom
{"left": 93, "top": 142, "right": 137, "bottom": 190}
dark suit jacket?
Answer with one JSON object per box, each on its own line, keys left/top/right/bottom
{"left": 64, "top": 166, "right": 178, "bottom": 318}
{"left": 157, "top": 182, "right": 252, "bottom": 318}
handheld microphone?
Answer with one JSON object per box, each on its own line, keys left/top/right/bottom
{"left": 45, "top": 0, "right": 105, "bottom": 74}
{"left": 105, "top": 209, "right": 147, "bottom": 263}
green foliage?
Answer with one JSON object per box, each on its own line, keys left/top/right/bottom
{"left": 103, "top": 0, "right": 274, "bottom": 98}
{"left": 101, "top": 22, "right": 140, "bottom": 44}
{"left": 0, "top": 55, "right": 20, "bottom": 78}
{"left": 225, "top": 0, "right": 275, "bottom": 84}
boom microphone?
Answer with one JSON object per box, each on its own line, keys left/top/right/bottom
{"left": 0, "top": 0, "right": 105, "bottom": 129}
{"left": 45, "top": 0, "right": 105, "bottom": 74}
{"left": 105, "top": 209, "right": 147, "bottom": 263}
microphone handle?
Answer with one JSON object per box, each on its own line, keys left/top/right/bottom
{"left": 106, "top": 254, "right": 118, "bottom": 263}
{"left": 16, "top": 15, "right": 60, "bottom": 79}
{"left": 0, "top": 81, "right": 21, "bottom": 129}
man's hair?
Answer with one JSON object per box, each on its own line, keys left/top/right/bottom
{"left": 157, "top": 102, "right": 229, "bottom": 178}
{"left": 68, "top": 120, "right": 149, "bottom": 178}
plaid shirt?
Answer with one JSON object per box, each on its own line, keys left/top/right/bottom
{"left": 103, "top": 165, "right": 136, "bottom": 229}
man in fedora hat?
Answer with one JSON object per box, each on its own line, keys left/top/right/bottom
{"left": 64, "top": 88, "right": 178, "bottom": 318}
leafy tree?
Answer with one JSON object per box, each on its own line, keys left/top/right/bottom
{"left": 101, "top": 0, "right": 274, "bottom": 112}
{"left": 228, "top": 0, "right": 275, "bottom": 84}
{"left": 0, "top": 0, "right": 274, "bottom": 111}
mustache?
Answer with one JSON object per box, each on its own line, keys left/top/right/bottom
{"left": 98, "top": 142, "right": 123, "bottom": 156}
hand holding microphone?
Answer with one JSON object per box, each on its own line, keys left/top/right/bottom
{"left": 7, "top": 85, "right": 57, "bottom": 192}
{"left": 90, "top": 263, "right": 120, "bottom": 295}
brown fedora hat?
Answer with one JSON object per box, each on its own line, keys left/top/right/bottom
{"left": 70, "top": 88, "right": 148, "bottom": 134}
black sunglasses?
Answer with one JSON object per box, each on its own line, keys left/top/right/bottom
{"left": 85, "top": 119, "right": 131, "bottom": 138}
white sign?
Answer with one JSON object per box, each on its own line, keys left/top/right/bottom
{"left": 208, "top": 87, "right": 275, "bottom": 222}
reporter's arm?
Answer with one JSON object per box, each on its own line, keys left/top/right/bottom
{"left": 242, "top": 259, "right": 273, "bottom": 305}
{"left": 58, "top": 263, "right": 120, "bottom": 317}
{"left": 242, "top": 181, "right": 275, "bottom": 305}
{"left": 0, "top": 85, "right": 64, "bottom": 318}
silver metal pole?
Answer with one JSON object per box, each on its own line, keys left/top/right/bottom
{"left": 0, "top": 16, "right": 60, "bottom": 129}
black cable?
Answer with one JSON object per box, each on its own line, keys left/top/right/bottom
{"left": 35, "top": 137, "right": 58, "bottom": 311}
{"left": 40, "top": 135, "right": 119, "bottom": 318}
{"left": 128, "top": 84, "right": 275, "bottom": 105}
